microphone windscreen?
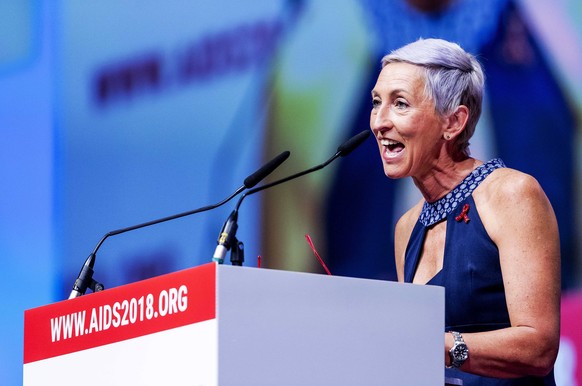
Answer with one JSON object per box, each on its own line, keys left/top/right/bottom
{"left": 337, "top": 130, "right": 370, "bottom": 156}
{"left": 243, "top": 150, "right": 290, "bottom": 188}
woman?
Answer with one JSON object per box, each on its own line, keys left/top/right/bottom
{"left": 370, "top": 38, "right": 560, "bottom": 385}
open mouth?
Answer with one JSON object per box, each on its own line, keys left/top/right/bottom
{"left": 381, "top": 139, "right": 405, "bottom": 157}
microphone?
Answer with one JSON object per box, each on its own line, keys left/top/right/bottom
{"left": 242, "top": 151, "right": 291, "bottom": 189}
{"left": 237, "top": 130, "right": 370, "bottom": 209}
{"left": 336, "top": 129, "right": 371, "bottom": 157}
{"left": 211, "top": 130, "right": 370, "bottom": 265}
{"left": 68, "top": 150, "right": 290, "bottom": 299}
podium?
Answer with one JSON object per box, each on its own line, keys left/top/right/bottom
{"left": 24, "top": 263, "right": 445, "bottom": 385}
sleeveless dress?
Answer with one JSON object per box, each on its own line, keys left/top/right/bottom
{"left": 403, "top": 159, "right": 556, "bottom": 385}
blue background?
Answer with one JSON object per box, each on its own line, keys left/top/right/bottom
{"left": 2, "top": 1, "right": 581, "bottom": 384}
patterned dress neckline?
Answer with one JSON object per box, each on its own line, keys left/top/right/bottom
{"left": 419, "top": 158, "right": 506, "bottom": 227}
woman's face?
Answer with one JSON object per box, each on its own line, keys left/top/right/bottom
{"left": 370, "top": 62, "right": 447, "bottom": 180}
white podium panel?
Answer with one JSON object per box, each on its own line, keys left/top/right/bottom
{"left": 24, "top": 263, "right": 444, "bottom": 385}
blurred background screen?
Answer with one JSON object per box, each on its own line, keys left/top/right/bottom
{"left": 2, "top": 0, "right": 581, "bottom": 384}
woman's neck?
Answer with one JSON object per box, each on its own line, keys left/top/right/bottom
{"left": 413, "top": 157, "right": 479, "bottom": 203}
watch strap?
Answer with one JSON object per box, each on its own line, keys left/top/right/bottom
{"left": 447, "top": 331, "right": 469, "bottom": 368}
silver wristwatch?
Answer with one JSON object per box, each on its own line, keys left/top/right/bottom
{"left": 447, "top": 331, "right": 469, "bottom": 368}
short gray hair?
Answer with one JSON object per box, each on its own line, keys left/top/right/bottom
{"left": 381, "top": 38, "right": 484, "bottom": 158}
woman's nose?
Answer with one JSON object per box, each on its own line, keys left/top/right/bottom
{"left": 371, "top": 107, "right": 390, "bottom": 135}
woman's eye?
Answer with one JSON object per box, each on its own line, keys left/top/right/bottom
{"left": 394, "top": 100, "right": 409, "bottom": 109}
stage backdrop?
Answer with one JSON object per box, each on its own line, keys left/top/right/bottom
{"left": 56, "top": 1, "right": 298, "bottom": 291}
{"left": 1, "top": 1, "right": 582, "bottom": 385}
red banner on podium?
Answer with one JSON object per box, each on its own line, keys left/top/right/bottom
{"left": 24, "top": 263, "right": 216, "bottom": 363}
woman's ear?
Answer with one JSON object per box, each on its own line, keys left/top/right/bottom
{"left": 443, "top": 105, "right": 469, "bottom": 140}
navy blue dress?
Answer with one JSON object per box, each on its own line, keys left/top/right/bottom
{"left": 404, "top": 159, "right": 555, "bottom": 385}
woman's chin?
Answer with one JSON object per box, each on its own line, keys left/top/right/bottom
{"left": 383, "top": 166, "right": 407, "bottom": 180}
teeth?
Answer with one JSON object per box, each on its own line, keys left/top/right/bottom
{"left": 381, "top": 139, "right": 401, "bottom": 146}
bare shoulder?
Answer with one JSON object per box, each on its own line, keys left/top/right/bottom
{"left": 395, "top": 198, "right": 424, "bottom": 239}
{"left": 475, "top": 166, "right": 557, "bottom": 243}
{"left": 394, "top": 198, "right": 424, "bottom": 281}
{"left": 475, "top": 167, "right": 549, "bottom": 208}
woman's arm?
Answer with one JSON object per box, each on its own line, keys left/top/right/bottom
{"left": 453, "top": 169, "right": 561, "bottom": 378}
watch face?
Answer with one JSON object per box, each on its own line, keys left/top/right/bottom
{"left": 453, "top": 343, "right": 469, "bottom": 361}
